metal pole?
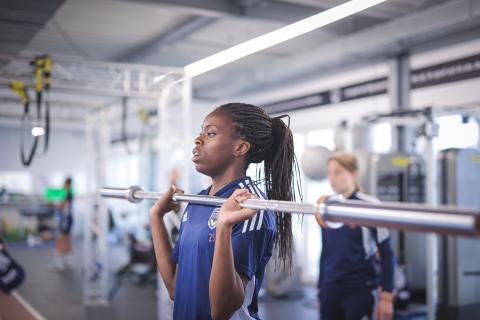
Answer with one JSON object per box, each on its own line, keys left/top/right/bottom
{"left": 389, "top": 53, "right": 412, "bottom": 153}
{"left": 100, "top": 186, "right": 480, "bottom": 237}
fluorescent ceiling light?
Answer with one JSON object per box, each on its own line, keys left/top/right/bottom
{"left": 184, "top": 0, "right": 388, "bottom": 78}
{"left": 31, "top": 126, "right": 45, "bottom": 137}
{"left": 152, "top": 75, "right": 167, "bottom": 84}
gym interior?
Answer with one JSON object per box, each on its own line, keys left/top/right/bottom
{"left": 1, "top": 1, "right": 480, "bottom": 319}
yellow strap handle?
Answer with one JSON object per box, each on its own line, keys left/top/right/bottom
{"left": 32, "top": 55, "right": 53, "bottom": 91}
{"left": 44, "top": 56, "right": 52, "bottom": 72}
{"left": 138, "top": 109, "right": 149, "bottom": 123}
{"left": 44, "top": 55, "right": 52, "bottom": 87}
{"left": 34, "top": 57, "right": 44, "bottom": 92}
{"left": 10, "top": 81, "right": 29, "bottom": 105}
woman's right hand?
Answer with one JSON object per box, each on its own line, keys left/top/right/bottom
{"left": 149, "top": 185, "right": 182, "bottom": 219}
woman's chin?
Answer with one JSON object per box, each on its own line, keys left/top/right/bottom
{"left": 193, "top": 163, "right": 208, "bottom": 175}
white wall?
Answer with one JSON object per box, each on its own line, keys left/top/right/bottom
{"left": 0, "top": 127, "right": 87, "bottom": 177}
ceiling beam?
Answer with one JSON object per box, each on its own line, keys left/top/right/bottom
{"left": 0, "top": 0, "right": 65, "bottom": 54}
{"left": 272, "top": 0, "right": 422, "bottom": 20}
{"left": 115, "top": 16, "right": 218, "bottom": 62}
{"left": 115, "top": 0, "right": 321, "bottom": 23}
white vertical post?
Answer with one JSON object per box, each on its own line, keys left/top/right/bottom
{"left": 83, "top": 109, "right": 111, "bottom": 306}
{"left": 84, "top": 114, "right": 94, "bottom": 305}
{"left": 156, "top": 75, "right": 193, "bottom": 320}
{"left": 476, "top": 116, "right": 480, "bottom": 149}
{"left": 156, "top": 84, "right": 174, "bottom": 320}
{"left": 98, "top": 109, "right": 111, "bottom": 305}
{"left": 181, "top": 77, "right": 192, "bottom": 194}
{"left": 425, "top": 116, "right": 439, "bottom": 320}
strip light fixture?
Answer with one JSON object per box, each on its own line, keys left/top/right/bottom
{"left": 184, "top": 0, "right": 389, "bottom": 78}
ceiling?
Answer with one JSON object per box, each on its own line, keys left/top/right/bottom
{"left": 1, "top": 0, "right": 479, "bottom": 121}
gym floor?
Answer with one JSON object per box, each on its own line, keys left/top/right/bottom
{"left": 10, "top": 242, "right": 319, "bottom": 320}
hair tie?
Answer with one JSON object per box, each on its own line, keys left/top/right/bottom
{"left": 272, "top": 114, "right": 290, "bottom": 128}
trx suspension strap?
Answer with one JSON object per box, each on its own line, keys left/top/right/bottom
{"left": 10, "top": 55, "right": 53, "bottom": 166}
{"left": 32, "top": 55, "right": 52, "bottom": 153}
{"left": 43, "top": 55, "right": 52, "bottom": 152}
{"left": 121, "top": 97, "right": 133, "bottom": 154}
{"left": 10, "top": 80, "right": 38, "bottom": 166}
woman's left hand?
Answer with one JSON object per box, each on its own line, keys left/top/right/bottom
{"left": 217, "top": 188, "right": 258, "bottom": 228}
{"left": 376, "top": 295, "right": 393, "bottom": 320}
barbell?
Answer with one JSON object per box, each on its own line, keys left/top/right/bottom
{"left": 100, "top": 186, "right": 480, "bottom": 236}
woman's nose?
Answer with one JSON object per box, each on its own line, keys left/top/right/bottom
{"left": 194, "top": 135, "right": 203, "bottom": 146}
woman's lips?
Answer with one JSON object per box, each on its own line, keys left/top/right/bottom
{"left": 192, "top": 149, "right": 200, "bottom": 162}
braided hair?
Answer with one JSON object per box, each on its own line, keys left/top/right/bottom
{"left": 215, "top": 102, "right": 302, "bottom": 271}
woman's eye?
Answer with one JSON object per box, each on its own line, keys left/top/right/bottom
{"left": 207, "top": 132, "right": 216, "bottom": 138}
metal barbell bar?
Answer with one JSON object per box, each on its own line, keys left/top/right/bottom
{"left": 100, "top": 186, "right": 480, "bottom": 236}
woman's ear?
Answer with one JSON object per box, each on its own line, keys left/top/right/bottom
{"left": 234, "top": 140, "right": 250, "bottom": 157}
{"left": 352, "top": 170, "right": 359, "bottom": 178}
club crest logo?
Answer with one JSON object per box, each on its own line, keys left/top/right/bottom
{"left": 208, "top": 208, "right": 220, "bottom": 229}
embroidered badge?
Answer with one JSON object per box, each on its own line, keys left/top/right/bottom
{"left": 208, "top": 207, "right": 220, "bottom": 229}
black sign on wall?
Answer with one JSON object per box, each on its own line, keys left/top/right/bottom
{"left": 340, "top": 77, "right": 388, "bottom": 102}
{"left": 263, "top": 91, "right": 331, "bottom": 114}
{"left": 411, "top": 53, "right": 480, "bottom": 89}
{"left": 263, "top": 54, "right": 480, "bottom": 114}
{"left": 263, "top": 77, "right": 387, "bottom": 113}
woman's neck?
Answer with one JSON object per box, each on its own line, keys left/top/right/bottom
{"left": 341, "top": 186, "right": 356, "bottom": 199}
{"left": 209, "top": 166, "right": 246, "bottom": 196}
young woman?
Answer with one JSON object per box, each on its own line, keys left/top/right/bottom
{"left": 316, "top": 152, "right": 394, "bottom": 320}
{"left": 150, "top": 103, "right": 300, "bottom": 320}
{"left": 53, "top": 177, "right": 74, "bottom": 271}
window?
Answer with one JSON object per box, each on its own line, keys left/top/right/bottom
{"left": 306, "top": 129, "right": 335, "bottom": 150}
{"left": 434, "top": 115, "right": 479, "bottom": 151}
{"left": 0, "top": 172, "right": 32, "bottom": 194}
{"left": 371, "top": 122, "right": 392, "bottom": 153}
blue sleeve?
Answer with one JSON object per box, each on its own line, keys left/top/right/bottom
{"left": 231, "top": 215, "right": 275, "bottom": 280}
{"left": 371, "top": 227, "right": 394, "bottom": 293}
